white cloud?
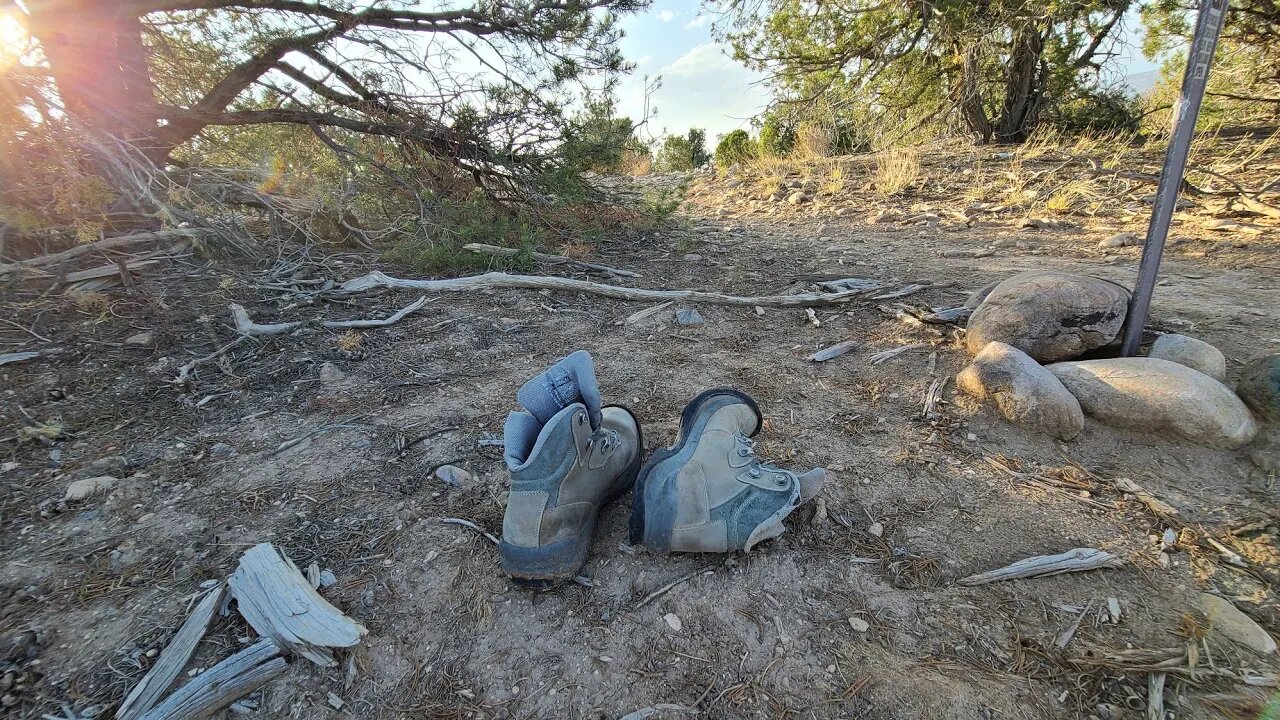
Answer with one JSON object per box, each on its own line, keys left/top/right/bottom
{"left": 661, "top": 43, "right": 736, "bottom": 77}
{"left": 658, "top": 10, "right": 675, "bottom": 22}
{"left": 617, "top": 42, "right": 769, "bottom": 140}
{"left": 684, "top": 15, "right": 707, "bottom": 28}
{"left": 635, "top": 55, "right": 653, "bottom": 65}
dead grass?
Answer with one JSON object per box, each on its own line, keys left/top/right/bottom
{"left": 872, "top": 149, "right": 920, "bottom": 197}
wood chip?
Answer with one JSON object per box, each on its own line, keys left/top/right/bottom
{"left": 228, "top": 543, "right": 367, "bottom": 667}
{"left": 0, "top": 351, "right": 39, "bottom": 366}
{"left": 959, "top": 548, "right": 1122, "bottom": 586}
{"left": 808, "top": 340, "right": 858, "bottom": 362}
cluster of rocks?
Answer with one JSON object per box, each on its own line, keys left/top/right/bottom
{"left": 957, "top": 270, "right": 1270, "bottom": 449}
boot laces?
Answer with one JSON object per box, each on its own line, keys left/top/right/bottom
{"left": 736, "top": 434, "right": 789, "bottom": 486}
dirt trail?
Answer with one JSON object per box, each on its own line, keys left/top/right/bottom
{"left": 3, "top": 147, "right": 1280, "bottom": 719}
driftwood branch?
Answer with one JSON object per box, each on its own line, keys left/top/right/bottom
{"left": 959, "top": 548, "right": 1122, "bottom": 586}
{"left": 463, "top": 242, "right": 640, "bottom": 278}
{"left": 340, "top": 271, "right": 898, "bottom": 308}
{"left": 227, "top": 543, "right": 367, "bottom": 667}
{"left": 117, "top": 584, "right": 227, "bottom": 720}
{"left": 229, "top": 296, "right": 430, "bottom": 337}
{"left": 0, "top": 229, "right": 211, "bottom": 276}
{"left": 137, "top": 639, "right": 285, "bottom": 720}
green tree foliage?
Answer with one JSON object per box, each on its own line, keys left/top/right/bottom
{"left": 758, "top": 112, "right": 797, "bottom": 156}
{"left": 714, "top": 129, "right": 755, "bottom": 166}
{"left": 14, "top": 0, "right": 648, "bottom": 203}
{"left": 656, "top": 128, "right": 710, "bottom": 171}
{"left": 1142, "top": 0, "right": 1280, "bottom": 128}
{"left": 720, "top": 0, "right": 1133, "bottom": 143}
{"left": 563, "top": 95, "right": 643, "bottom": 174}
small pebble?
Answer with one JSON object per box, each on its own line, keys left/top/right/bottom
{"left": 848, "top": 617, "right": 870, "bottom": 632}
{"left": 663, "top": 613, "right": 683, "bottom": 632}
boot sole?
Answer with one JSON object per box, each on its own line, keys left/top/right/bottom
{"left": 629, "top": 388, "right": 761, "bottom": 553}
{"left": 500, "top": 405, "right": 643, "bottom": 589}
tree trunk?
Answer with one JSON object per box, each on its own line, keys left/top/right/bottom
{"left": 957, "top": 45, "right": 993, "bottom": 143}
{"left": 992, "top": 27, "right": 1045, "bottom": 142}
{"left": 26, "top": 0, "right": 156, "bottom": 146}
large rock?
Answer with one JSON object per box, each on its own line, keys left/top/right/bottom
{"left": 957, "top": 342, "right": 1084, "bottom": 439}
{"left": 963, "top": 280, "right": 1001, "bottom": 310}
{"left": 1048, "top": 358, "right": 1258, "bottom": 449}
{"left": 1237, "top": 354, "right": 1280, "bottom": 423}
{"left": 1148, "top": 333, "right": 1227, "bottom": 381}
{"left": 964, "top": 271, "right": 1130, "bottom": 362}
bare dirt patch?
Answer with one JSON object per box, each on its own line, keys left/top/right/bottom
{"left": 3, "top": 137, "right": 1279, "bottom": 719}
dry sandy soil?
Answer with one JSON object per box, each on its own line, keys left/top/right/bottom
{"left": 3, "top": 136, "right": 1280, "bottom": 720}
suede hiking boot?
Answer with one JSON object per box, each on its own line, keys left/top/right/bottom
{"left": 499, "top": 351, "right": 642, "bottom": 587}
{"left": 630, "top": 388, "right": 824, "bottom": 553}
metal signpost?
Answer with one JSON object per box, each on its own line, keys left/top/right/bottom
{"left": 1120, "top": 0, "right": 1230, "bottom": 356}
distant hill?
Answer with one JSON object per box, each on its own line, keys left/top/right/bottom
{"left": 1124, "top": 70, "right": 1161, "bottom": 95}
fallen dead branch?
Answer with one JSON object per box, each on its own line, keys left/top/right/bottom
{"left": 171, "top": 337, "right": 251, "bottom": 384}
{"left": 339, "top": 270, "right": 907, "bottom": 308}
{"left": 635, "top": 566, "right": 716, "bottom": 609}
{"left": 959, "top": 548, "right": 1122, "bottom": 586}
{"left": 229, "top": 296, "right": 430, "bottom": 337}
{"left": 117, "top": 584, "right": 227, "bottom": 720}
{"left": 463, "top": 242, "right": 640, "bottom": 278}
{"left": 228, "top": 543, "right": 367, "bottom": 667}
{"left": 0, "top": 229, "right": 211, "bottom": 276}
{"left": 440, "top": 517, "right": 500, "bottom": 546}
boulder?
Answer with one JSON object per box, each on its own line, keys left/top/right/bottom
{"left": 964, "top": 271, "right": 1129, "bottom": 362}
{"left": 963, "top": 280, "right": 1001, "bottom": 310}
{"left": 1236, "top": 354, "right": 1280, "bottom": 423}
{"left": 64, "top": 476, "right": 117, "bottom": 502}
{"left": 1098, "top": 232, "right": 1141, "bottom": 248}
{"left": 1048, "top": 358, "right": 1258, "bottom": 449}
{"left": 1148, "top": 334, "right": 1227, "bottom": 381}
{"left": 957, "top": 342, "right": 1084, "bottom": 439}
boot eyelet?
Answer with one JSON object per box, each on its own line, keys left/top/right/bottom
{"left": 737, "top": 449, "right": 749, "bottom": 457}
{"left": 774, "top": 475, "right": 788, "bottom": 487}
{"left": 749, "top": 468, "right": 761, "bottom": 478}
{"left": 577, "top": 414, "right": 586, "bottom": 425}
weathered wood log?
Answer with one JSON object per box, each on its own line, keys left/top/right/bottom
{"left": 959, "top": 548, "right": 1122, "bottom": 586}
{"left": 0, "top": 229, "right": 211, "bottom": 275}
{"left": 227, "top": 543, "right": 366, "bottom": 667}
{"left": 463, "top": 242, "right": 640, "bottom": 278}
{"left": 138, "top": 639, "right": 285, "bottom": 720}
{"left": 339, "top": 270, "right": 898, "bottom": 308}
{"left": 116, "top": 584, "right": 227, "bottom": 720}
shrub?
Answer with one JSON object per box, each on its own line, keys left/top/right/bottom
{"left": 714, "top": 130, "right": 755, "bottom": 167}
{"left": 758, "top": 112, "right": 797, "bottom": 156}
{"left": 1048, "top": 87, "right": 1142, "bottom": 135}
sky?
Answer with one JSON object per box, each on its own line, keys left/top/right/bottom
{"left": 613, "top": 2, "right": 1165, "bottom": 143}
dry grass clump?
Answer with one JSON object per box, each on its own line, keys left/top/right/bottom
{"left": 873, "top": 149, "right": 921, "bottom": 197}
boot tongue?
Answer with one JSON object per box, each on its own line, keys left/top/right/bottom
{"left": 516, "top": 350, "right": 602, "bottom": 428}
{"left": 797, "top": 468, "right": 826, "bottom": 503}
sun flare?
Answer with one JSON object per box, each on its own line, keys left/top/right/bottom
{"left": 0, "top": 12, "right": 29, "bottom": 67}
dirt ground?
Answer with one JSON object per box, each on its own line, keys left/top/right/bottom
{"left": 4, "top": 137, "right": 1280, "bottom": 720}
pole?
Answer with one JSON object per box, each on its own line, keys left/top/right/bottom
{"left": 1120, "top": 0, "right": 1229, "bottom": 356}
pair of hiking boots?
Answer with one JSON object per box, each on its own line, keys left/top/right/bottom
{"left": 498, "top": 351, "right": 825, "bottom": 587}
